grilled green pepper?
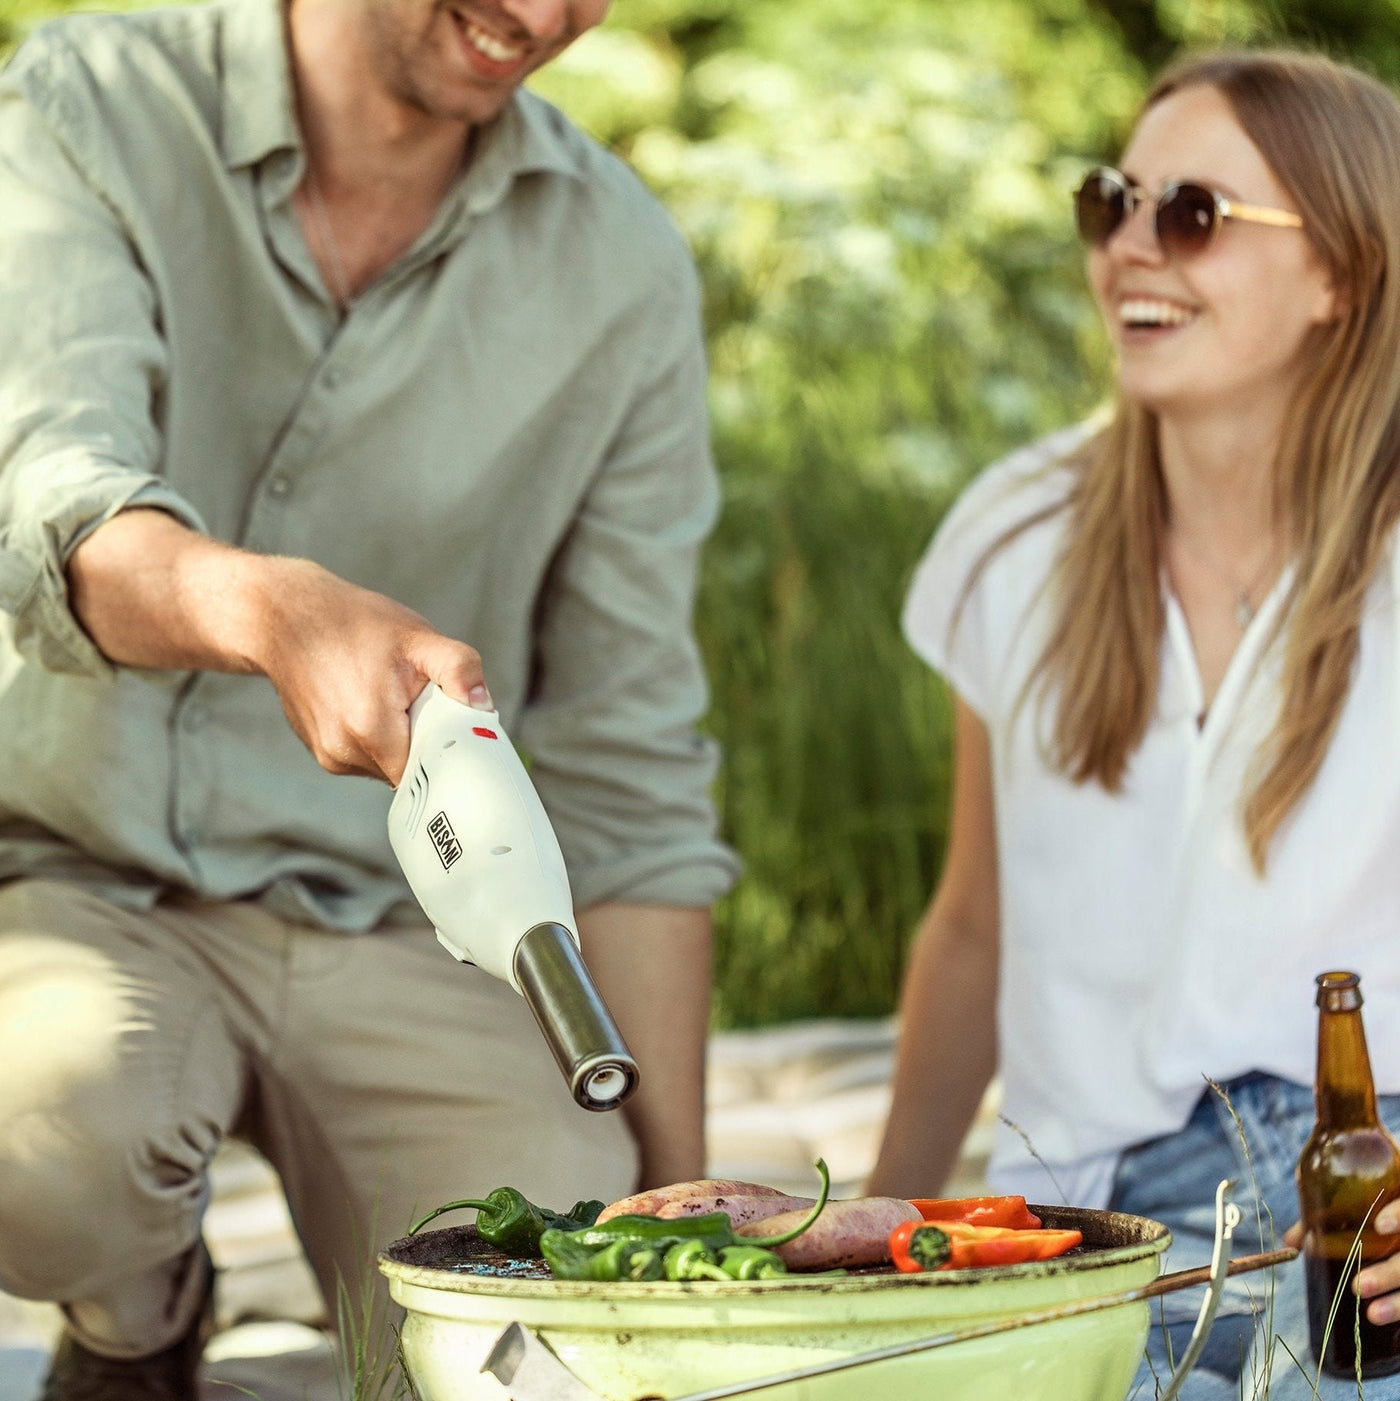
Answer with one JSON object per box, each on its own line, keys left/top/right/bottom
{"left": 569, "top": 1159, "right": 831, "bottom": 1253}
{"left": 408, "top": 1188, "right": 603, "bottom": 1257}
{"left": 663, "top": 1239, "right": 731, "bottom": 1282}
{"left": 567, "top": 1210, "right": 735, "bottom": 1251}
{"left": 587, "top": 1239, "right": 665, "bottom": 1282}
{"left": 716, "top": 1245, "right": 788, "bottom": 1280}
{"left": 541, "top": 1159, "right": 833, "bottom": 1282}
{"left": 542, "top": 1231, "right": 665, "bottom": 1281}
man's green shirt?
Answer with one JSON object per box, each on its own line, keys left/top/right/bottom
{"left": 0, "top": 0, "right": 738, "bottom": 928}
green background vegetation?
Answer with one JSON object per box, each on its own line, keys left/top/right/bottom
{"left": 3, "top": 0, "right": 1398, "bottom": 1025}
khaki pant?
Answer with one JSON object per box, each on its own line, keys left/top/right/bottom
{"left": 0, "top": 879, "right": 637, "bottom": 1358}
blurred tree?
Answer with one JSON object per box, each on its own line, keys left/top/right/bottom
{"left": 540, "top": 0, "right": 1137, "bottom": 1021}
{"left": 1087, "top": 0, "right": 1400, "bottom": 80}
{"left": 4, "top": 0, "right": 1398, "bottom": 1022}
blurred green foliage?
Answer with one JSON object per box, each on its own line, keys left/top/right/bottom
{"left": 2, "top": 0, "right": 1397, "bottom": 1024}
{"left": 535, "top": 0, "right": 1134, "bottom": 1023}
{"left": 545, "top": 0, "right": 1400, "bottom": 1024}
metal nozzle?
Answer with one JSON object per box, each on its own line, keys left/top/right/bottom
{"left": 514, "top": 923, "right": 640, "bottom": 1112}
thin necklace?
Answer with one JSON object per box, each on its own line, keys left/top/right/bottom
{"left": 1171, "top": 528, "right": 1277, "bottom": 630}
{"left": 303, "top": 167, "right": 353, "bottom": 311}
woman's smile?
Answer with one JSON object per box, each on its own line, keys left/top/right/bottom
{"left": 1115, "top": 295, "right": 1198, "bottom": 335}
{"left": 1089, "top": 85, "right": 1336, "bottom": 426}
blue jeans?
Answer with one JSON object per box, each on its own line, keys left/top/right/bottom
{"left": 1109, "top": 1073, "right": 1400, "bottom": 1401}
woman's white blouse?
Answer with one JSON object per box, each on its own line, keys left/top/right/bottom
{"left": 903, "top": 425, "right": 1400, "bottom": 1209}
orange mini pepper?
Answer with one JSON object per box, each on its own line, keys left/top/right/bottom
{"left": 932, "top": 1221, "right": 1083, "bottom": 1270}
{"left": 909, "top": 1195, "right": 1042, "bottom": 1230}
{"left": 888, "top": 1221, "right": 951, "bottom": 1273}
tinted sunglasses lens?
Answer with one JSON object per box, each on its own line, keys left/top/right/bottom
{"left": 1155, "top": 184, "right": 1218, "bottom": 257}
{"left": 1075, "top": 171, "right": 1126, "bottom": 245}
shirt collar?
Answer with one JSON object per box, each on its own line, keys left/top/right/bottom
{"left": 457, "top": 89, "right": 587, "bottom": 216}
{"left": 218, "top": 0, "right": 588, "bottom": 197}
{"left": 220, "top": 0, "right": 300, "bottom": 171}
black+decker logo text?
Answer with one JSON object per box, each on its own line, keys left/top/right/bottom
{"left": 427, "top": 811, "right": 462, "bottom": 871}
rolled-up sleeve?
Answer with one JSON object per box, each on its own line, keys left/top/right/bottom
{"left": 519, "top": 251, "right": 741, "bottom": 910}
{"left": 0, "top": 39, "right": 204, "bottom": 675}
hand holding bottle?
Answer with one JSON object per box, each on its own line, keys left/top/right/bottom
{"left": 1294, "top": 970, "right": 1400, "bottom": 1378}
{"left": 1285, "top": 1203, "right": 1400, "bottom": 1325}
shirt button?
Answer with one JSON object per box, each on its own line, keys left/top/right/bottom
{"left": 184, "top": 704, "right": 208, "bottom": 731}
{"left": 324, "top": 366, "right": 345, "bottom": 388}
{"left": 268, "top": 475, "right": 292, "bottom": 498}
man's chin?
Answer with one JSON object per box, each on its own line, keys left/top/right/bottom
{"left": 448, "top": 90, "right": 516, "bottom": 127}
{"left": 397, "top": 75, "right": 517, "bottom": 128}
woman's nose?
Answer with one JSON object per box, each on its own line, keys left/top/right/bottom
{"left": 1108, "top": 197, "right": 1166, "bottom": 265}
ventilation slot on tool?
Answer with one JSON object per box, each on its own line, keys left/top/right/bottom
{"left": 403, "top": 762, "right": 430, "bottom": 832}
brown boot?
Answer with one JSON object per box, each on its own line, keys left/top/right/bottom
{"left": 39, "top": 1246, "right": 214, "bottom": 1401}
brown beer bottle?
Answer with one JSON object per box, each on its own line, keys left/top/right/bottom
{"left": 1296, "top": 970, "right": 1400, "bottom": 1378}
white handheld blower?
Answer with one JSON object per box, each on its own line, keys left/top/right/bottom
{"left": 387, "top": 684, "right": 640, "bottom": 1112}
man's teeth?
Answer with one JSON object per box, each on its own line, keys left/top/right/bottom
{"left": 1119, "top": 298, "right": 1195, "bottom": 328}
{"left": 455, "top": 14, "right": 527, "bottom": 62}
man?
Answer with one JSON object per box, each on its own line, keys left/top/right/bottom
{"left": 0, "top": 0, "right": 739, "bottom": 1394}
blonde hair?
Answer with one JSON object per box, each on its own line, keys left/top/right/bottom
{"left": 1034, "top": 50, "right": 1400, "bottom": 870}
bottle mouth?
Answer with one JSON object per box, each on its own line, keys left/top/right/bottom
{"left": 1315, "top": 969, "right": 1363, "bottom": 1011}
{"left": 1317, "top": 971, "right": 1361, "bottom": 990}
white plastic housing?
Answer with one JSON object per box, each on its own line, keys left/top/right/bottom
{"left": 387, "top": 684, "right": 577, "bottom": 990}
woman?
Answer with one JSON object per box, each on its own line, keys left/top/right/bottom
{"left": 868, "top": 50, "right": 1400, "bottom": 1399}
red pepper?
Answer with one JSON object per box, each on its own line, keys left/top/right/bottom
{"left": 909, "top": 1194, "right": 1042, "bottom": 1230}
{"left": 888, "top": 1221, "right": 951, "bottom": 1273}
{"left": 933, "top": 1221, "right": 1083, "bottom": 1269}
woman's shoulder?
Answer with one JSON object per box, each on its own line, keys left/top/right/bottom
{"left": 902, "top": 420, "right": 1096, "bottom": 708}
{"left": 910, "top": 420, "right": 1092, "bottom": 606}
{"left": 941, "top": 421, "right": 1090, "bottom": 548}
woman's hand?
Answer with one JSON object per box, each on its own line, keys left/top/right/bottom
{"left": 1284, "top": 1203, "right": 1400, "bottom": 1324}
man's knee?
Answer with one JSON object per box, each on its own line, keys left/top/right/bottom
{"left": 0, "top": 921, "right": 234, "bottom": 1299}
{"left": 0, "top": 1095, "right": 219, "bottom": 1300}
{"left": 0, "top": 918, "right": 144, "bottom": 1094}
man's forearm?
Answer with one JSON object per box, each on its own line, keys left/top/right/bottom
{"left": 67, "top": 507, "right": 273, "bottom": 672}
{"left": 65, "top": 507, "right": 488, "bottom": 784}
{"left": 576, "top": 902, "right": 712, "bottom": 1189}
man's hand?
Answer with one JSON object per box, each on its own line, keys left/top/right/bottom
{"left": 1284, "top": 1204, "right": 1400, "bottom": 1325}
{"left": 68, "top": 509, "right": 489, "bottom": 784}
{"left": 244, "top": 555, "right": 489, "bottom": 784}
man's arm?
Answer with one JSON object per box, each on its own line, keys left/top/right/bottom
{"left": 516, "top": 245, "right": 739, "bottom": 1189}
{"left": 0, "top": 47, "right": 485, "bottom": 786}
{"left": 577, "top": 903, "right": 713, "bottom": 1188}
{"left": 67, "top": 508, "right": 490, "bottom": 785}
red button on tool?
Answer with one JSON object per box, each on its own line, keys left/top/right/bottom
{"left": 472, "top": 727, "right": 499, "bottom": 740}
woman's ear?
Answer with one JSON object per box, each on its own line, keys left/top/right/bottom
{"left": 1310, "top": 274, "right": 1347, "bottom": 326}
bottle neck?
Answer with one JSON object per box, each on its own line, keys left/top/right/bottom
{"left": 1316, "top": 1009, "right": 1381, "bottom": 1128}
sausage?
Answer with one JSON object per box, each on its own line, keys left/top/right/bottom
{"left": 597, "top": 1178, "right": 791, "bottom": 1223}
{"left": 735, "top": 1197, "right": 922, "bottom": 1270}
{"left": 656, "top": 1192, "right": 817, "bottom": 1228}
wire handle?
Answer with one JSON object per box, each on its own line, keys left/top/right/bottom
{"left": 1156, "top": 1178, "right": 1242, "bottom": 1401}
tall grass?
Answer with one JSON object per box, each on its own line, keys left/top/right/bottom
{"left": 334, "top": 1268, "right": 417, "bottom": 1401}
{"left": 1128, "top": 1083, "right": 1385, "bottom": 1400}
{"left": 699, "top": 445, "right": 955, "bottom": 1025}
{"left": 638, "top": 0, "right": 1128, "bottom": 1025}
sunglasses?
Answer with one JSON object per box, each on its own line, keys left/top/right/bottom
{"left": 1074, "top": 166, "right": 1303, "bottom": 260}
